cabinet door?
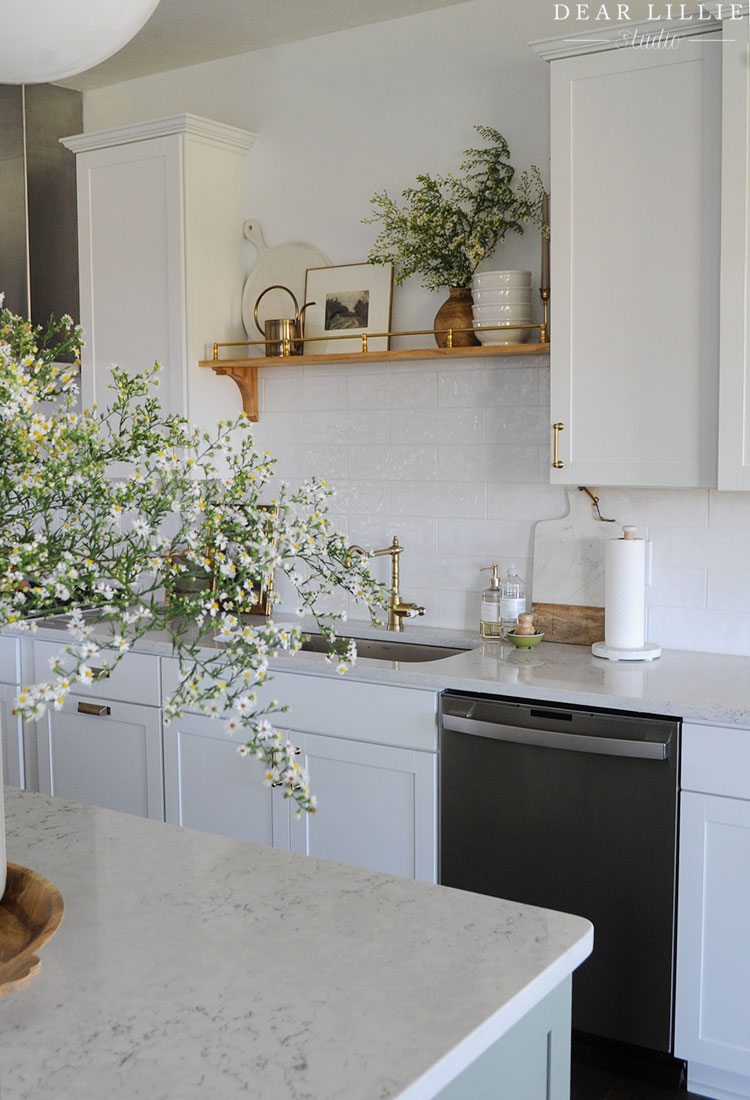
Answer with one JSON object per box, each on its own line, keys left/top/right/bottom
{"left": 163, "top": 713, "right": 285, "bottom": 847}
{"left": 0, "top": 683, "right": 24, "bottom": 789}
{"left": 549, "top": 33, "right": 721, "bottom": 487}
{"left": 717, "top": 12, "right": 750, "bottom": 489}
{"left": 74, "top": 134, "right": 185, "bottom": 415}
{"left": 289, "top": 731, "right": 437, "bottom": 883}
{"left": 65, "top": 117, "right": 253, "bottom": 428}
{"left": 37, "top": 695, "right": 164, "bottom": 819}
{"left": 675, "top": 792, "right": 750, "bottom": 1076}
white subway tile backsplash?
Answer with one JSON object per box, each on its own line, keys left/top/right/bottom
{"left": 304, "top": 410, "right": 389, "bottom": 445}
{"left": 538, "top": 364, "right": 550, "bottom": 405}
{"left": 438, "top": 517, "right": 534, "bottom": 558}
{"left": 253, "top": 351, "right": 750, "bottom": 652}
{"left": 329, "top": 480, "right": 391, "bottom": 515}
{"left": 437, "top": 588, "right": 482, "bottom": 632}
{"left": 650, "top": 526, "right": 746, "bottom": 571}
{"left": 348, "top": 445, "right": 438, "bottom": 481}
{"left": 485, "top": 407, "right": 549, "bottom": 444}
{"left": 708, "top": 490, "right": 750, "bottom": 530}
{"left": 391, "top": 408, "right": 484, "bottom": 445}
{"left": 399, "top": 553, "right": 487, "bottom": 593}
{"left": 248, "top": 410, "right": 304, "bottom": 450}
{"left": 602, "top": 487, "right": 709, "bottom": 529}
{"left": 389, "top": 372, "right": 439, "bottom": 408}
{"left": 487, "top": 482, "right": 567, "bottom": 520}
{"left": 392, "top": 481, "right": 486, "bottom": 519}
{"left": 346, "top": 373, "right": 392, "bottom": 409}
{"left": 645, "top": 566, "right": 707, "bottom": 609}
{"left": 707, "top": 569, "right": 750, "bottom": 612}
{"left": 438, "top": 367, "right": 539, "bottom": 408}
{"left": 346, "top": 371, "right": 438, "bottom": 409}
{"left": 347, "top": 515, "right": 438, "bottom": 555}
{"left": 439, "top": 444, "right": 541, "bottom": 483}
{"left": 302, "top": 445, "right": 349, "bottom": 480}
{"left": 264, "top": 375, "right": 347, "bottom": 411}
{"left": 647, "top": 605, "right": 750, "bottom": 657}
{"left": 263, "top": 446, "right": 307, "bottom": 479}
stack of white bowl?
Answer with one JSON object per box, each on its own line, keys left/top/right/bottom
{"left": 471, "top": 270, "right": 532, "bottom": 345}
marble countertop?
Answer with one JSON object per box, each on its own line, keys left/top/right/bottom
{"left": 16, "top": 613, "right": 750, "bottom": 729}
{"left": 1, "top": 789, "right": 592, "bottom": 1100}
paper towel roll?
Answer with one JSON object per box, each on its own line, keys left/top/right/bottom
{"left": 604, "top": 536, "right": 646, "bottom": 649}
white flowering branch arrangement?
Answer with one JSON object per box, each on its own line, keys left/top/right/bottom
{"left": 0, "top": 302, "right": 388, "bottom": 816}
{"left": 364, "top": 125, "right": 546, "bottom": 292}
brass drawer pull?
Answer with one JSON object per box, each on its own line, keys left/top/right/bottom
{"left": 552, "top": 422, "right": 565, "bottom": 469}
{"left": 77, "top": 702, "right": 111, "bottom": 717}
{"left": 90, "top": 666, "right": 109, "bottom": 680}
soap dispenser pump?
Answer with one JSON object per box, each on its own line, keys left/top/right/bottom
{"left": 480, "top": 564, "right": 503, "bottom": 639}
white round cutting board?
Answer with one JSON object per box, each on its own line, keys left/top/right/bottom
{"left": 241, "top": 219, "right": 331, "bottom": 348}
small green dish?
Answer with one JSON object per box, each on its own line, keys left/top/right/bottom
{"left": 504, "top": 630, "right": 544, "bottom": 648}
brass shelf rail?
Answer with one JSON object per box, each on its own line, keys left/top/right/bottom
{"left": 199, "top": 319, "right": 550, "bottom": 420}
{"left": 210, "top": 316, "right": 548, "bottom": 360}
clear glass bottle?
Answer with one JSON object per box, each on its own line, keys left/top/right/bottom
{"left": 499, "top": 564, "right": 527, "bottom": 635}
{"left": 480, "top": 564, "right": 503, "bottom": 639}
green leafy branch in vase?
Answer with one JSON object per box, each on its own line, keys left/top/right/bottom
{"left": 364, "top": 125, "right": 546, "bottom": 292}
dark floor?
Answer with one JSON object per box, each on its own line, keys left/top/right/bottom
{"left": 572, "top": 1059, "right": 708, "bottom": 1100}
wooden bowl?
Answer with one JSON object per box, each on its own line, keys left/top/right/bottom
{"left": 0, "top": 863, "right": 64, "bottom": 996}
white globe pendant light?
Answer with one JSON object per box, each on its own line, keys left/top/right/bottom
{"left": 0, "top": 0, "right": 162, "bottom": 84}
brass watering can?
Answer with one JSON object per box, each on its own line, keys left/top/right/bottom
{"left": 253, "top": 285, "right": 314, "bottom": 357}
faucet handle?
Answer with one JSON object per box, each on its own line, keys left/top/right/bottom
{"left": 372, "top": 536, "right": 404, "bottom": 558}
{"left": 397, "top": 603, "right": 425, "bottom": 619}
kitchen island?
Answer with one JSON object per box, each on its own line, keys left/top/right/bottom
{"left": 1, "top": 788, "right": 592, "bottom": 1100}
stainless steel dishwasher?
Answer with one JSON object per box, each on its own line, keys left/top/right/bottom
{"left": 439, "top": 691, "right": 680, "bottom": 1056}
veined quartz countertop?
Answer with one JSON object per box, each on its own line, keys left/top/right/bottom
{"left": 13, "top": 613, "right": 750, "bottom": 729}
{"left": 1, "top": 789, "right": 592, "bottom": 1100}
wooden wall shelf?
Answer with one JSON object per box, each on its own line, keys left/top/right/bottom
{"left": 199, "top": 342, "right": 550, "bottom": 420}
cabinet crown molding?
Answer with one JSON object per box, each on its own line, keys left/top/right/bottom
{"left": 530, "top": 14, "right": 720, "bottom": 60}
{"left": 60, "top": 113, "right": 256, "bottom": 155}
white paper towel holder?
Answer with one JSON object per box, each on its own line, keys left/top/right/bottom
{"left": 592, "top": 639, "right": 661, "bottom": 661}
{"left": 592, "top": 525, "right": 662, "bottom": 661}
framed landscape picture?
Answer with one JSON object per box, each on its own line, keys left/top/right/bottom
{"left": 303, "top": 263, "right": 393, "bottom": 355}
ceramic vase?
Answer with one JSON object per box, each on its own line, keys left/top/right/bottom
{"left": 433, "top": 287, "right": 480, "bottom": 349}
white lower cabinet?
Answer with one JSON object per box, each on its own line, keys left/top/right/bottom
{"left": 0, "top": 684, "right": 24, "bottom": 790}
{"left": 0, "top": 636, "right": 24, "bottom": 789}
{"left": 36, "top": 694, "right": 164, "bottom": 820}
{"left": 676, "top": 722, "right": 750, "bottom": 1099}
{"left": 163, "top": 712, "right": 288, "bottom": 847}
{"left": 288, "top": 730, "right": 437, "bottom": 882}
{"left": 160, "top": 658, "right": 439, "bottom": 881}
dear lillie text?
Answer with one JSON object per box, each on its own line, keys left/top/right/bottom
{"left": 554, "top": 3, "right": 744, "bottom": 19}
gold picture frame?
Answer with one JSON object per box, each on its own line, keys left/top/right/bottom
{"left": 303, "top": 262, "right": 393, "bottom": 354}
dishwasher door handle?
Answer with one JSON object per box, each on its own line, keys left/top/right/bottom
{"left": 441, "top": 713, "right": 670, "bottom": 760}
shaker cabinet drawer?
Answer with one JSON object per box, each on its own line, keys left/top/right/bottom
{"left": 36, "top": 693, "right": 164, "bottom": 819}
{"left": 34, "top": 639, "right": 161, "bottom": 707}
{"left": 681, "top": 722, "right": 750, "bottom": 801}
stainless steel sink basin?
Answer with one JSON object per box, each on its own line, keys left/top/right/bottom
{"left": 299, "top": 634, "right": 467, "bottom": 663}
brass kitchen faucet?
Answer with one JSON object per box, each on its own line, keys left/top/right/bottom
{"left": 371, "top": 536, "right": 425, "bottom": 632}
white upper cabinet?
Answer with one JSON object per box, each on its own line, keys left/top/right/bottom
{"left": 62, "top": 115, "right": 255, "bottom": 429}
{"left": 716, "top": 8, "right": 750, "bottom": 489}
{"left": 533, "top": 24, "right": 722, "bottom": 488}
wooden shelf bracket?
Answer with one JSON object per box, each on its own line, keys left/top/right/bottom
{"left": 213, "top": 363, "right": 259, "bottom": 420}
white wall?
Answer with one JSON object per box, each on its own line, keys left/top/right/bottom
{"left": 80, "top": 2, "right": 750, "bottom": 655}
{"left": 82, "top": 0, "right": 552, "bottom": 340}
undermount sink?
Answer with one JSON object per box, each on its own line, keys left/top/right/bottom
{"left": 299, "top": 634, "right": 467, "bottom": 663}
